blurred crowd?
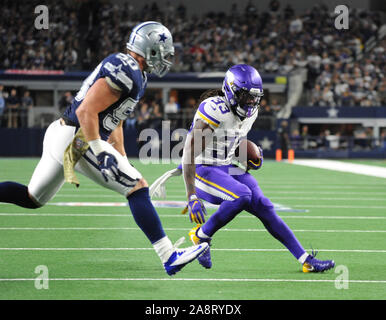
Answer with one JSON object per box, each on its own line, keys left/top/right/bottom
{"left": 0, "top": 85, "right": 34, "bottom": 128}
{"left": 1, "top": 2, "right": 383, "bottom": 79}
{"left": 289, "top": 124, "right": 386, "bottom": 151}
{"left": 0, "top": 0, "right": 384, "bottom": 119}
{"left": 309, "top": 39, "right": 386, "bottom": 107}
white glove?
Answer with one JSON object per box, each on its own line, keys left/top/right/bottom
{"left": 149, "top": 168, "right": 182, "bottom": 199}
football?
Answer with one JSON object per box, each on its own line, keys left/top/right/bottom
{"left": 234, "top": 139, "right": 263, "bottom": 170}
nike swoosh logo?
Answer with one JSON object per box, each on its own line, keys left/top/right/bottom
{"left": 190, "top": 245, "right": 203, "bottom": 254}
{"left": 192, "top": 201, "right": 198, "bottom": 210}
{"left": 303, "top": 263, "right": 314, "bottom": 272}
{"left": 170, "top": 244, "right": 206, "bottom": 267}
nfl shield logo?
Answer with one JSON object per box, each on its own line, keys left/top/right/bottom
{"left": 74, "top": 138, "right": 85, "bottom": 150}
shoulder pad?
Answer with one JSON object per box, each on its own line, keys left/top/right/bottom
{"left": 196, "top": 96, "right": 231, "bottom": 128}
{"left": 101, "top": 53, "right": 142, "bottom": 92}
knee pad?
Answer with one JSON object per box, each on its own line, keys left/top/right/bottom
{"left": 240, "top": 192, "right": 252, "bottom": 205}
{"left": 258, "top": 196, "right": 274, "bottom": 211}
{"left": 234, "top": 189, "right": 252, "bottom": 210}
{"left": 27, "top": 191, "right": 43, "bottom": 209}
{"left": 248, "top": 194, "right": 274, "bottom": 218}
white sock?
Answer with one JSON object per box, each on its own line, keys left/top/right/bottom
{"left": 197, "top": 227, "right": 210, "bottom": 239}
{"left": 153, "top": 236, "right": 174, "bottom": 263}
{"left": 298, "top": 252, "right": 309, "bottom": 264}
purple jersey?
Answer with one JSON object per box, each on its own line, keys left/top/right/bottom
{"left": 63, "top": 53, "right": 147, "bottom": 140}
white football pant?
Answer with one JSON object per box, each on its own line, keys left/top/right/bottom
{"left": 28, "top": 119, "right": 142, "bottom": 205}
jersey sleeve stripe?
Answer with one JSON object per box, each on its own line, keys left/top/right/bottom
{"left": 197, "top": 111, "right": 220, "bottom": 128}
{"left": 198, "top": 102, "right": 221, "bottom": 125}
{"left": 117, "top": 72, "right": 133, "bottom": 91}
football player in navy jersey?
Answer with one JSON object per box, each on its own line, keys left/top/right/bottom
{"left": 0, "top": 21, "right": 208, "bottom": 276}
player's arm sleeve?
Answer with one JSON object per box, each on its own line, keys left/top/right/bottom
{"left": 195, "top": 101, "right": 221, "bottom": 129}
{"left": 101, "top": 55, "right": 134, "bottom": 93}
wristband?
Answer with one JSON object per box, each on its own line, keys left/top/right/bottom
{"left": 189, "top": 194, "right": 198, "bottom": 201}
{"left": 88, "top": 139, "right": 105, "bottom": 156}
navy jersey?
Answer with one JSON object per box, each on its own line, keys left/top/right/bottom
{"left": 63, "top": 53, "right": 147, "bottom": 140}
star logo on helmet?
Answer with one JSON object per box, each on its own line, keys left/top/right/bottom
{"left": 159, "top": 33, "right": 167, "bottom": 42}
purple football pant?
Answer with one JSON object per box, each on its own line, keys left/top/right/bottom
{"left": 194, "top": 164, "right": 306, "bottom": 260}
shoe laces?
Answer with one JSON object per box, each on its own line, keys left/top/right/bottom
{"left": 310, "top": 247, "right": 319, "bottom": 259}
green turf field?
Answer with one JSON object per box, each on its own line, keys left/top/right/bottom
{"left": 0, "top": 158, "right": 385, "bottom": 300}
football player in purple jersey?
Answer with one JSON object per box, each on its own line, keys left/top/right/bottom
{"left": 151, "top": 64, "right": 335, "bottom": 273}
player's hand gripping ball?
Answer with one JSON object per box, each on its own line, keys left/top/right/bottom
{"left": 235, "top": 139, "right": 263, "bottom": 171}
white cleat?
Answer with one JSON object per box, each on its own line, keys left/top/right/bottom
{"left": 163, "top": 242, "right": 209, "bottom": 276}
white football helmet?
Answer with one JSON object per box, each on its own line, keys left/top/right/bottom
{"left": 127, "top": 21, "right": 174, "bottom": 77}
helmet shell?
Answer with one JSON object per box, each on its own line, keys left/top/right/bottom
{"left": 222, "top": 64, "right": 263, "bottom": 118}
{"left": 127, "top": 21, "right": 174, "bottom": 77}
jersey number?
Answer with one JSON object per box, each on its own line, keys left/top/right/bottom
{"left": 103, "top": 98, "right": 137, "bottom": 131}
{"left": 212, "top": 135, "right": 239, "bottom": 159}
{"left": 75, "top": 63, "right": 102, "bottom": 102}
{"left": 211, "top": 98, "right": 230, "bottom": 114}
{"left": 116, "top": 53, "right": 139, "bottom": 70}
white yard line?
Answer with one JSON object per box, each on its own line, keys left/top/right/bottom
{"left": 262, "top": 186, "right": 386, "bottom": 191}
{"left": 0, "top": 227, "right": 384, "bottom": 233}
{"left": 0, "top": 277, "right": 384, "bottom": 284}
{"left": 293, "top": 204, "right": 386, "bottom": 209}
{"left": 270, "top": 197, "right": 386, "bottom": 201}
{"left": 0, "top": 213, "right": 385, "bottom": 220}
{"left": 0, "top": 247, "right": 385, "bottom": 253}
{"left": 54, "top": 194, "right": 122, "bottom": 198}
{"left": 291, "top": 159, "right": 386, "bottom": 179}
{"left": 264, "top": 191, "right": 386, "bottom": 195}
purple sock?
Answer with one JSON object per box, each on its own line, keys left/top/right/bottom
{"left": 230, "top": 172, "right": 306, "bottom": 260}
{"left": 248, "top": 196, "right": 306, "bottom": 260}
{"left": 0, "top": 181, "right": 40, "bottom": 209}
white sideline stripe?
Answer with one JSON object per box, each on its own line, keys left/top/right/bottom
{"left": 293, "top": 205, "right": 386, "bottom": 209}
{"left": 265, "top": 191, "right": 386, "bottom": 195}
{"left": 291, "top": 159, "right": 386, "bottom": 179}
{"left": 0, "top": 248, "right": 385, "bottom": 253}
{"left": 6, "top": 181, "right": 386, "bottom": 188}
{"left": 56, "top": 188, "right": 386, "bottom": 196}
{"left": 55, "top": 195, "right": 121, "bottom": 198}
{"left": 270, "top": 197, "right": 386, "bottom": 201}
{"left": 0, "top": 227, "right": 384, "bottom": 233}
{"left": 1, "top": 213, "right": 385, "bottom": 220}
{"left": 0, "top": 278, "right": 385, "bottom": 284}
{"left": 263, "top": 186, "right": 386, "bottom": 189}
{"left": 44, "top": 201, "right": 308, "bottom": 213}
